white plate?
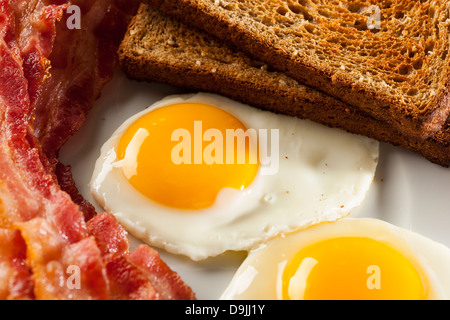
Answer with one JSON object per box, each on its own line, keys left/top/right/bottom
{"left": 59, "top": 69, "right": 450, "bottom": 300}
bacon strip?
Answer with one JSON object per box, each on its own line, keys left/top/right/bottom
{"left": 0, "top": 5, "right": 103, "bottom": 298}
{"left": 16, "top": 218, "right": 109, "bottom": 300}
{"left": 55, "top": 162, "right": 97, "bottom": 222}
{"left": 33, "top": 0, "right": 140, "bottom": 159}
{"left": 0, "top": 0, "right": 195, "bottom": 300}
{"left": 0, "top": 14, "right": 83, "bottom": 237}
{"left": 87, "top": 212, "right": 130, "bottom": 256}
{"left": 31, "top": 0, "right": 139, "bottom": 219}
{"left": 128, "top": 245, "right": 197, "bottom": 300}
{"left": 88, "top": 212, "right": 196, "bottom": 300}
{"left": 104, "top": 254, "right": 159, "bottom": 300}
{"left": 0, "top": 229, "right": 34, "bottom": 300}
{"left": 11, "top": 0, "right": 69, "bottom": 107}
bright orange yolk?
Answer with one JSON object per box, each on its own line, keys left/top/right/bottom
{"left": 282, "top": 236, "right": 427, "bottom": 300}
{"left": 117, "top": 103, "right": 259, "bottom": 210}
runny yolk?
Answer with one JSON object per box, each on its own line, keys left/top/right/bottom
{"left": 117, "top": 103, "right": 259, "bottom": 210}
{"left": 282, "top": 236, "right": 428, "bottom": 300}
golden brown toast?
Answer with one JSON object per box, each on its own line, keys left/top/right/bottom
{"left": 144, "top": 0, "right": 450, "bottom": 141}
{"left": 119, "top": 4, "right": 449, "bottom": 167}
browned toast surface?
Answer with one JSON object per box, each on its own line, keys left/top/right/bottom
{"left": 119, "top": 4, "right": 449, "bottom": 167}
{"left": 144, "top": 0, "right": 450, "bottom": 140}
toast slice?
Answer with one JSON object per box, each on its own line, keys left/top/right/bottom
{"left": 144, "top": 0, "right": 450, "bottom": 141}
{"left": 118, "top": 4, "right": 449, "bottom": 167}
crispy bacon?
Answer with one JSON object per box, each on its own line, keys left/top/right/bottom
{"left": 55, "top": 162, "right": 97, "bottom": 221}
{"left": 33, "top": 0, "right": 140, "bottom": 159}
{"left": 10, "top": 0, "right": 69, "bottom": 106}
{"left": 128, "top": 245, "right": 197, "bottom": 300}
{"left": 31, "top": 0, "right": 139, "bottom": 218}
{"left": 16, "top": 218, "right": 109, "bottom": 300}
{"left": 88, "top": 212, "right": 196, "bottom": 300}
{"left": 104, "top": 254, "right": 159, "bottom": 300}
{"left": 87, "top": 212, "right": 130, "bottom": 256}
{"left": 0, "top": 15, "right": 84, "bottom": 237}
{"left": 87, "top": 213, "right": 159, "bottom": 300}
{"left": 0, "top": 8, "right": 101, "bottom": 298}
{"left": 0, "top": 0, "right": 195, "bottom": 300}
{"left": 0, "top": 229, "right": 34, "bottom": 300}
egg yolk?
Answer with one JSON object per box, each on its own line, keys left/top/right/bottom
{"left": 117, "top": 103, "right": 259, "bottom": 210}
{"left": 282, "top": 236, "right": 427, "bottom": 300}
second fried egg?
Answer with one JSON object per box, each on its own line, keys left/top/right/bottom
{"left": 220, "top": 218, "right": 450, "bottom": 300}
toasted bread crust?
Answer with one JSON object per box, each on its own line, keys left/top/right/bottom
{"left": 119, "top": 4, "right": 449, "bottom": 167}
{"left": 144, "top": 0, "right": 450, "bottom": 141}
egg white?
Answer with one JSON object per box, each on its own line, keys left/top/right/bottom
{"left": 90, "top": 92, "right": 379, "bottom": 261}
{"left": 220, "top": 217, "right": 450, "bottom": 300}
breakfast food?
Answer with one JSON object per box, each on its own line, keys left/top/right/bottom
{"left": 220, "top": 218, "right": 450, "bottom": 300}
{"left": 32, "top": 0, "right": 137, "bottom": 160}
{"left": 0, "top": 0, "right": 195, "bottom": 300}
{"left": 0, "top": 229, "right": 32, "bottom": 299}
{"left": 144, "top": 0, "right": 450, "bottom": 141}
{"left": 32, "top": 0, "right": 141, "bottom": 220}
{"left": 90, "top": 92, "right": 379, "bottom": 261}
{"left": 119, "top": 5, "right": 450, "bottom": 167}
{"left": 0, "top": 0, "right": 448, "bottom": 301}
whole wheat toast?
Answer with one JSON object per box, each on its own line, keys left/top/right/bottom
{"left": 118, "top": 4, "right": 449, "bottom": 167}
{"left": 144, "top": 0, "right": 450, "bottom": 141}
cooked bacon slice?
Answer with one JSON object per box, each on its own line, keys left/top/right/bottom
{"left": 0, "top": 229, "right": 34, "bottom": 300}
{"left": 0, "top": 0, "right": 195, "bottom": 300}
{"left": 0, "top": 1, "right": 18, "bottom": 51}
{"left": 16, "top": 218, "right": 109, "bottom": 300}
{"left": 0, "top": 9, "right": 108, "bottom": 299}
{"left": 0, "top": 1, "right": 82, "bottom": 234}
{"left": 87, "top": 212, "right": 130, "bottom": 256}
{"left": 104, "top": 254, "right": 158, "bottom": 300}
{"left": 0, "top": 25, "right": 86, "bottom": 242}
{"left": 33, "top": 0, "right": 140, "bottom": 159}
{"left": 29, "top": 0, "right": 139, "bottom": 219}
{"left": 88, "top": 214, "right": 162, "bottom": 300}
{"left": 88, "top": 213, "right": 196, "bottom": 300}
{"left": 10, "top": 0, "right": 69, "bottom": 106}
{"left": 55, "top": 162, "right": 97, "bottom": 221}
{"left": 128, "top": 245, "right": 197, "bottom": 300}
{"left": 0, "top": 12, "right": 107, "bottom": 298}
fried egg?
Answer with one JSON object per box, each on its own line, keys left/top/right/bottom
{"left": 90, "top": 92, "right": 379, "bottom": 261}
{"left": 220, "top": 218, "right": 450, "bottom": 300}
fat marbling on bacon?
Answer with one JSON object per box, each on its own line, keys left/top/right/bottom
{"left": 33, "top": 0, "right": 139, "bottom": 158}
{"left": 0, "top": 0, "right": 196, "bottom": 300}
{"left": 0, "top": 229, "right": 33, "bottom": 299}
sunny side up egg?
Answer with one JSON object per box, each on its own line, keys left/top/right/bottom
{"left": 220, "top": 218, "right": 450, "bottom": 300}
{"left": 90, "top": 93, "right": 379, "bottom": 261}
